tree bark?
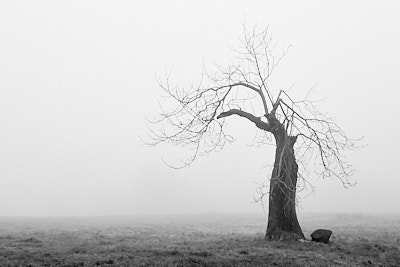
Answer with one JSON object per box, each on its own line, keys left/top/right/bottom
{"left": 265, "top": 130, "right": 305, "bottom": 240}
{"left": 217, "top": 110, "right": 305, "bottom": 240}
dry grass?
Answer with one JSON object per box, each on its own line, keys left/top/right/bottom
{"left": 0, "top": 213, "right": 399, "bottom": 266}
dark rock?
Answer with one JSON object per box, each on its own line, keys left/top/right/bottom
{"left": 311, "top": 229, "right": 332, "bottom": 244}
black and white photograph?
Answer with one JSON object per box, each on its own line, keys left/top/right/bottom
{"left": 1, "top": 1, "right": 400, "bottom": 266}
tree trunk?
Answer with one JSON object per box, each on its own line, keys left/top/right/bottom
{"left": 265, "top": 131, "right": 305, "bottom": 240}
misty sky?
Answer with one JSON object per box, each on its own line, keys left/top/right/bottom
{"left": 1, "top": 1, "right": 400, "bottom": 216}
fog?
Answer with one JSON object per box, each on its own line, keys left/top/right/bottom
{"left": 1, "top": 1, "right": 399, "bottom": 217}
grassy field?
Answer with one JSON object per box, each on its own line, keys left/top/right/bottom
{"left": 0, "top": 213, "right": 399, "bottom": 266}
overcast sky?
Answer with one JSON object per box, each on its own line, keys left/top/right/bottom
{"left": 1, "top": 1, "right": 399, "bottom": 216}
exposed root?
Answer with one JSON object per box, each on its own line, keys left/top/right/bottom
{"left": 265, "top": 230, "right": 305, "bottom": 242}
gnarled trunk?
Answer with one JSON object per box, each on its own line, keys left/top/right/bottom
{"left": 265, "top": 132, "right": 304, "bottom": 240}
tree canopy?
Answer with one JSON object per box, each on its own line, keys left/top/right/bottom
{"left": 148, "top": 27, "right": 358, "bottom": 191}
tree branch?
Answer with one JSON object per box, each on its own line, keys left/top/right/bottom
{"left": 217, "top": 109, "right": 272, "bottom": 131}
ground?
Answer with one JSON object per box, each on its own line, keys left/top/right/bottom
{"left": 0, "top": 213, "right": 399, "bottom": 266}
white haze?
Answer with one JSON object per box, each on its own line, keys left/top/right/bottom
{"left": 0, "top": 1, "right": 399, "bottom": 216}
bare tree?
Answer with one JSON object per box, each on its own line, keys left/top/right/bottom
{"left": 147, "top": 27, "right": 359, "bottom": 240}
